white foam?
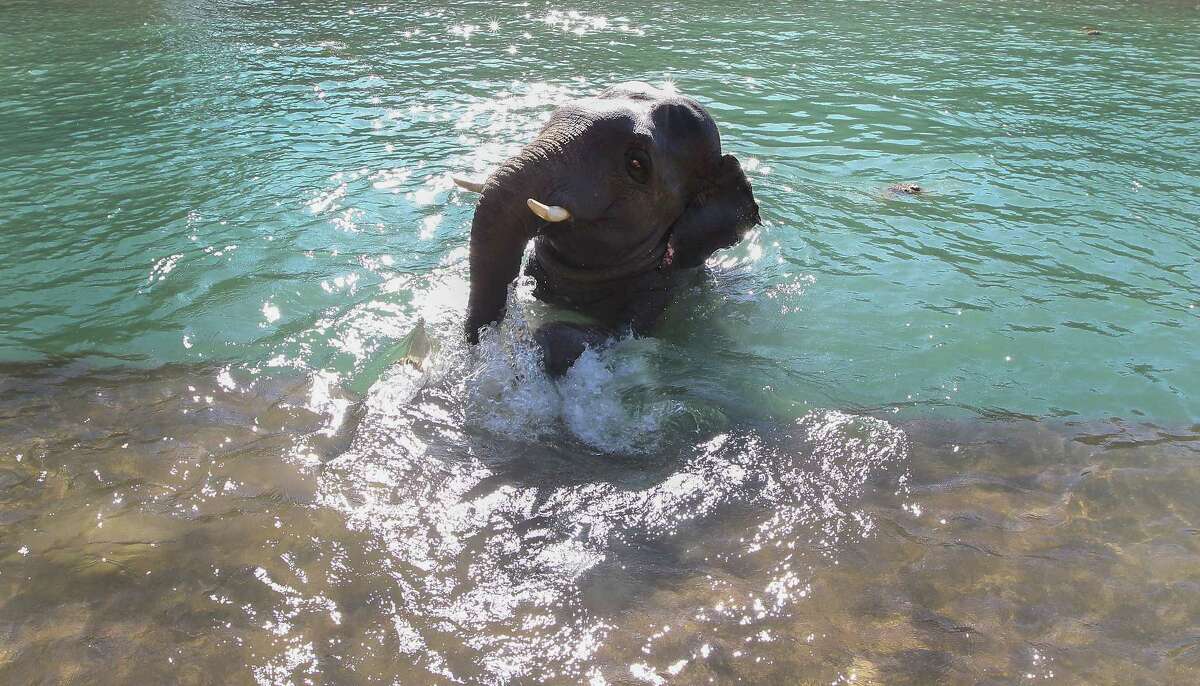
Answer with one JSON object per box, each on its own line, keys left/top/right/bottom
{"left": 356, "top": 269, "right": 678, "bottom": 453}
{"left": 559, "top": 347, "right": 663, "bottom": 453}
{"left": 454, "top": 286, "right": 667, "bottom": 453}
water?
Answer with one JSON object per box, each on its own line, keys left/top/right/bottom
{"left": 1, "top": 0, "right": 1198, "bottom": 683}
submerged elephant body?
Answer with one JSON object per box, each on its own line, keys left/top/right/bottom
{"left": 460, "top": 82, "right": 760, "bottom": 373}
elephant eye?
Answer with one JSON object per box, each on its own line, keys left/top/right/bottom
{"left": 625, "top": 149, "right": 651, "bottom": 184}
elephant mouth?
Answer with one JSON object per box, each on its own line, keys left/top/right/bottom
{"left": 536, "top": 220, "right": 672, "bottom": 285}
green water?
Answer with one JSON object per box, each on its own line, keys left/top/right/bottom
{"left": 2, "top": 1, "right": 1199, "bottom": 684}
{"left": 3, "top": 0, "right": 1197, "bottom": 422}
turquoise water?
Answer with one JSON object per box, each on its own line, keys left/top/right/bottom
{"left": 2, "top": 1, "right": 1200, "bottom": 683}
{"left": 3, "top": 0, "right": 1197, "bottom": 422}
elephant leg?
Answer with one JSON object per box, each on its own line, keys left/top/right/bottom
{"left": 534, "top": 278, "right": 673, "bottom": 377}
{"left": 533, "top": 321, "right": 613, "bottom": 377}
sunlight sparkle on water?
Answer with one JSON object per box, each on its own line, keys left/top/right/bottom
{"left": 3, "top": 1, "right": 1198, "bottom": 683}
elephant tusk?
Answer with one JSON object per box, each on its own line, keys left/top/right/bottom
{"left": 452, "top": 175, "right": 485, "bottom": 193}
{"left": 527, "top": 198, "right": 571, "bottom": 223}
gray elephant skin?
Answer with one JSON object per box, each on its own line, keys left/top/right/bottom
{"left": 459, "top": 82, "right": 761, "bottom": 375}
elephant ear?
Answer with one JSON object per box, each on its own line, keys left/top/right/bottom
{"left": 667, "top": 155, "right": 760, "bottom": 269}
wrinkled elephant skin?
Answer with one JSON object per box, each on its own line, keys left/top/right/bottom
{"left": 462, "top": 82, "right": 761, "bottom": 374}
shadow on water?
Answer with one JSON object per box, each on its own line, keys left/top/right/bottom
{"left": 2, "top": 346, "right": 1198, "bottom": 684}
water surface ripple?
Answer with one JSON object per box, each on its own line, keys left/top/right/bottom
{"left": 1, "top": 0, "right": 1199, "bottom": 683}
{"left": 2, "top": 0, "right": 1197, "bottom": 421}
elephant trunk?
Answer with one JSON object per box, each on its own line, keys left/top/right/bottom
{"left": 463, "top": 151, "right": 555, "bottom": 344}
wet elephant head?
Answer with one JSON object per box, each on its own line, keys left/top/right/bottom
{"left": 461, "top": 82, "right": 760, "bottom": 343}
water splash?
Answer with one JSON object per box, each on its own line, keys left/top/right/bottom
{"left": 313, "top": 361, "right": 911, "bottom": 682}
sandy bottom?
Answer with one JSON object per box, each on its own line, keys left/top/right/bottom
{"left": 1, "top": 359, "right": 1197, "bottom": 684}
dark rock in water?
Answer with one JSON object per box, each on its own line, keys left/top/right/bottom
{"left": 889, "top": 182, "right": 924, "bottom": 195}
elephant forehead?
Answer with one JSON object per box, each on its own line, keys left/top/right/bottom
{"left": 553, "top": 95, "right": 720, "bottom": 153}
{"left": 558, "top": 96, "right": 653, "bottom": 123}
{"left": 647, "top": 98, "right": 721, "bottom": 156}
{"left": 597, "top": 80, "right": 671, "bottom": 101}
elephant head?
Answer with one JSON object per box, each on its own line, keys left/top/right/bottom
{"left": 461, "top": 82, "right": 760, "bottom": 343}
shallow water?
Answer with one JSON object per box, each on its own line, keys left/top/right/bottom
{"left": 1, "top": 0, "right": 1199, "bottom": 683}
{"left": 3, "top": 361, "right": 1199, "bottom": 684}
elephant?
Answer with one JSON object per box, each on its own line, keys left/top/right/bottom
{"left": 455, "top": 82, "right": 760, "bottom": 375}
